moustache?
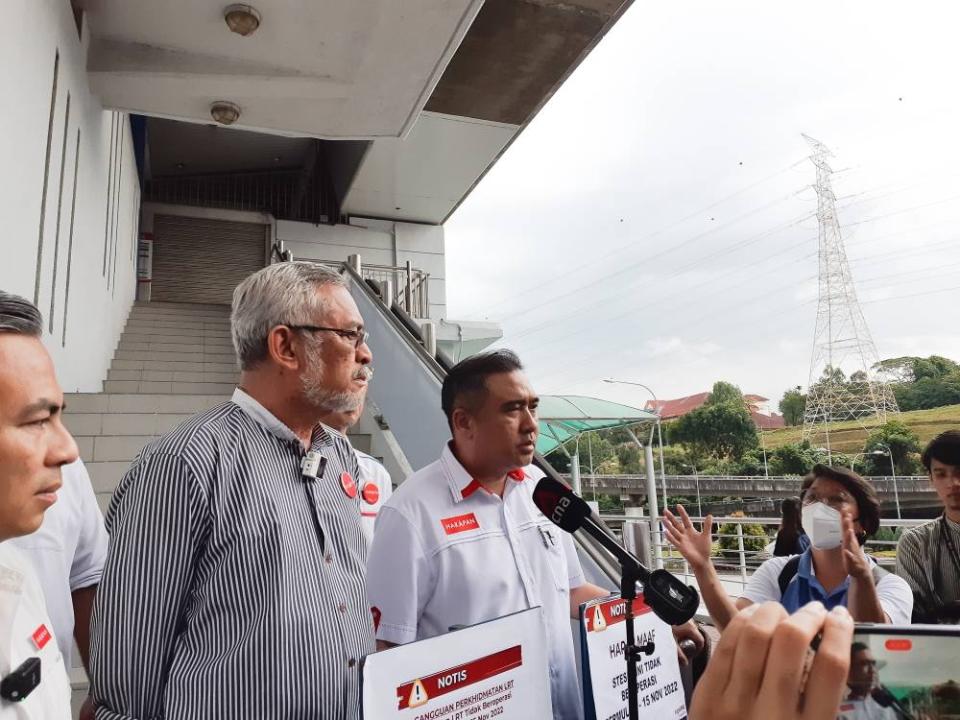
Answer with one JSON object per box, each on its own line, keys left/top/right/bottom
{"left": 354, "top": 367, "right": 374, "bottom": 381}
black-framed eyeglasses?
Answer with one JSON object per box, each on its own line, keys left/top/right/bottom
{"left": 287, "top": 325, "right": 369, "bottom": 349}
{"left": 802, "top": 492, "right": 854, "bottom": 511}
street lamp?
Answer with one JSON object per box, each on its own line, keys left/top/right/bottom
{"left": 602, "top": 378, "right": 667, "bottom": 510}
{"left": 683, "top": 463, "right": 703, "bottom": 518}
{"left": 872, "top": 443, "right": 901, "bottom": 519}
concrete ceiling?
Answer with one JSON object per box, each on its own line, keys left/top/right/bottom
{"left": 343, "top": 112, "right": 516, "bottom": 224}
{"left": 344, "top": 0, "right": 633, "bottom": 224}
{"left": 83, "top": 0, "right": 634, "bottom": 225}
{"left": 146, "top": 118, "right": 316, "bottom": 177}
{"left": 426, "top": 0, "right": 625, "bottom": 125}
{"left": 81, "top": 0, "right": 484, "bottom": 139}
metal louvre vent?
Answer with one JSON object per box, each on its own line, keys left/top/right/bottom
{"left": 151, "top": 215, "right": 267, "bottom": 305}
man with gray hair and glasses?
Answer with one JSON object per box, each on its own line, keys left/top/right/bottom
{"left": 91, "top": 262, "right": 374, "bottom": 720}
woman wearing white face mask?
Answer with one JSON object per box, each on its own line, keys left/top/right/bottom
{"left": 664, "top": 464, "right": 913, "bottom": 631}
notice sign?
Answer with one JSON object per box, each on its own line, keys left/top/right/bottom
{"left": 361, "top": 608, "right": 552, "bottom": 720}
{"left": 580, "top": 595, "right": 687, "bottom": 720}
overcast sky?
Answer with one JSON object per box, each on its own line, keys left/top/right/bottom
{"left": 444, "top": 0, "right": 960, "bottom": 411}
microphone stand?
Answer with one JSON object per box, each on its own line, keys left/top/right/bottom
{"left": 620, "top": 561, "right": 654, "bottom": 720}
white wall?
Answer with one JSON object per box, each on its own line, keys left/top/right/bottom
{"left": 277, "top": 217, "right": 447, "bottom": 319}
{"left": 0, "top": 0, "right": 140, "bottom": 392}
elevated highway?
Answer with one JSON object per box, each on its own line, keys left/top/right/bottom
{"left": 566, "top": 474, "right": 940, "bottom": 516}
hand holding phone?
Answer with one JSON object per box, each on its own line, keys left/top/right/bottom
{"left": 689, "top": 601, "right": 853, "bottom": 720}
{"left": 838, "top": 625, "right": 960, "bottom": 720}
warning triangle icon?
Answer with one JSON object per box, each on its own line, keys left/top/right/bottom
{"left": 409, "top": 679, "right": 429, "bottom": 708}
{"left": 592, "top": 605, "right": 607, "bottom": 632}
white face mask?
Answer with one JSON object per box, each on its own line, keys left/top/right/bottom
{"left": 801, "top": 501, "right": 843, "bottom": 550}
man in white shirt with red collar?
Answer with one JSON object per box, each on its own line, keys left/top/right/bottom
{"left": 321, "top": 402, "right": 393, "bottom": 545}
{"left": 366, "top": 350, "right": 609, "bottom": 720}
{"left": 0, "top": 290, "right": 78, "bottom": 718}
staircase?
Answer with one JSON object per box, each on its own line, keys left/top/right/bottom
{"left": 63, "top": 301, "right": 371, "bottom": 513}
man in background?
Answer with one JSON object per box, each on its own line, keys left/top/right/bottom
{"left": 322, "top": 401, "right": 393, "bottom": 544}
{"left": 897, "top": 430, "right": 960, "bottom": 623}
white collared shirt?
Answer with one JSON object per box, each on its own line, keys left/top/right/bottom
{"left": 10, "top": 459, "right": 108, "bottom": 669}
{"left": 355, "top": 451, "right": 392, "bottom": 545}
{"left": 0, "top": 543, "right": 71, "bottom": 719}
{"left": 366, "top": 444, "right": 586, "bottom": 720}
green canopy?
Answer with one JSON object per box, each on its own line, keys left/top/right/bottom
{"left": 536, "top": 395, "right": 659, "bottom": 456}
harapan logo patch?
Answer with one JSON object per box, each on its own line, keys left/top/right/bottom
{"left": 441, "top": 512, "right": 479, "bottom": 535}
{"left": 31, "top": 624, "right": 51, "bottom": 650}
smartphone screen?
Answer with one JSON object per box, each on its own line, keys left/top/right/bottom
{"left": 837, "top": 626, "right": 960, "bottom": 719}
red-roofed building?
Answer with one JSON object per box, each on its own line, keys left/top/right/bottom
{"left": 646, "top": 392, "right": 786, "bottom": 429}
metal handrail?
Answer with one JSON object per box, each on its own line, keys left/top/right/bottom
{"left": 314, "top": 258, "right": 430, "bottom": 318}
{"left": 603, "top": 512, "right": 929, "bottom": 597}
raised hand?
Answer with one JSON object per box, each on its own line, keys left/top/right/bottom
{"left": 689, "top": 602, "right": 853, "bottom": 720}
{"left": 663, "top": 504, "right": 714, "bottom": 572}
{"left": 840, "top": 510, "right": 870, "bottom": 581}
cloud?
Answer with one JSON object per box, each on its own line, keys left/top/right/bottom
{"left": 444, "top": 0, "right": 960, "bottom": 405}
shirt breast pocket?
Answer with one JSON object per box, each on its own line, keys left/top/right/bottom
{"left": 520, "top": 520, "right": 568, "bottom": 592}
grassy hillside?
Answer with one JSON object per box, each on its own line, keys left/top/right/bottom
{"left": 764, "top": 404, "right": 960, "bottom": 453}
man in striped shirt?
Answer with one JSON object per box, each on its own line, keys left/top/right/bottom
{"left": 896, "top": 430, "right": 960, "bottom": 624}
{"left": 90, "top": 262, "right": 375, "bottom": 719}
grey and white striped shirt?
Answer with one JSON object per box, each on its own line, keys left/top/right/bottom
{"left": 896, "top": 515, "right": 960, "bottom": 623}
{"left": 91, "top": 389, "right": 375, "bottom": 719}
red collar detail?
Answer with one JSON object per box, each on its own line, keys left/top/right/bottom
{"left": 461, "top": 470, "right": 524, "bottom": 499}
{"left": 461, "top": 478, "right": 482, "bottom": 499}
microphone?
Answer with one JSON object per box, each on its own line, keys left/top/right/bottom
{"left": 532, "top": 476, "right": 699, "bottom": 626}
{"left": 872, "top": 684, "right": 915, "bottom": 719}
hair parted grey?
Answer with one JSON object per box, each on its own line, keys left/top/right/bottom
{"left": 231, "top": 262, "right": 345, "bottom": 370}
{"left": 0, "top": 290, "right": 43, "bottom": 337}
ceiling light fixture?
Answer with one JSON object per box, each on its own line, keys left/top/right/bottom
{"left": 224, "top": 4, "right": 261, "bottom": 36}
{"left": 210, "top": 101, "right": 241, "bottom": 125}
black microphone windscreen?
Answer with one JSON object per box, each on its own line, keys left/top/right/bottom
{"left": 533, "top": 476, "right": 592, "bottom": 533}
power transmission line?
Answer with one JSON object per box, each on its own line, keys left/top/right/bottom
{"left": 799, "top": 135, "right": 899, "bottom": 449}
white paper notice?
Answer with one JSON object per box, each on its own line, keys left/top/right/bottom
{"left": 580, "top": 595, "right": 687, "bottom": 720}
{"left": 361, "top": 608, "right": 553, "bottom": 720}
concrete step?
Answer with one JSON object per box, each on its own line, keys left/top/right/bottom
{"left": 102, "top": 380, "right": 236, "bottom": 395}
{"left": 119, "top": 332, "right": 234, "bottom": 347}
{"left": 134, "top": 301, "right": 229, "bottom": 312}
{"left": 118, "top": 325, "right": 232, "bottom": 339}
{"left": 64, "top": 393, "right": 229, "bottom": 414}
{"left": 64, "top": 411, "right": 195, "bottom": 438}
{"left": 109, "top": 359, "right": 238, "bottom": 373}
{"left": 129, "top": 307, "right": 231, "bottom": 319}
{"left": 122, "top": 319, "right": 232, "bottom": 332}
{"left": 114, "top": 349, "right": 236, "bottom": 363}
{"left": 107, "top": 368, "right": 239, "bottom": 383}
{"left": 130, "top": 303, "right": 231, "bottom": 315}
{"left": 117, "top": 341, "right": 232, "bottom": 354}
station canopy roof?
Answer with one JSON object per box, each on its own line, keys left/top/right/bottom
{"left": 537, "top": 395, "right": 659, "bottom": 456}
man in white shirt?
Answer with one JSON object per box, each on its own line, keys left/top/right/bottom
{"left": 0, "top": 290, "right": 79, "bottom": 717}
{"left": 11, "top": 458, "right": 108, "bottom": 718}
{"left": 11, "top": 458, "right": 107, "bottom": 669}
{"left": 321, "top": 404, "right": 393, "bottom": 544}
{"left": 836, "top": 643, "right": 901, "bottom": 719}
{"left": 366, "top": 350, "right": 610, "bottom": 720}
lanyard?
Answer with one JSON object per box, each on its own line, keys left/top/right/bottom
{"left": 942, "top": 515, "right": 960, "bottom": 579}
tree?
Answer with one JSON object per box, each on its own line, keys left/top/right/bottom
{"left": 668, "top": 402, "right": 759, "bottom": 460}
{"left": 706, "top": 381, "right": 744, "bottom": 407}
{"left": 864, "top": 421, "right": 921, "bottom": 475}
{"left": 778, "top": 386, "right": 807, "bottom": 426}
{"left": 769, "top": 441, "right": 820, "bottom": 475}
